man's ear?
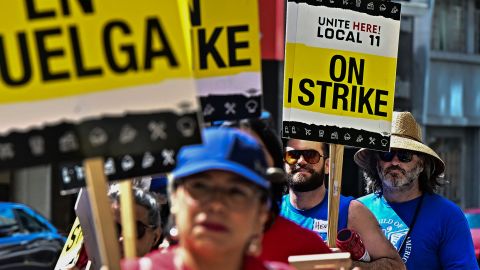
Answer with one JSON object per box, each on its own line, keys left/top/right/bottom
{"left": 324, "top": 157, "right": 330, "bottom": 175}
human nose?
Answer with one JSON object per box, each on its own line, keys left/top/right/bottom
{"left": 297, "top": 154, "right": 308, "bottom": 165}
{"left": 390, "top": 154, "right": 401, "bottom": 165}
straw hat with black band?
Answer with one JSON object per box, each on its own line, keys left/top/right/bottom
{"left": 354, "top": 111, "right": 445, "bottom": 176}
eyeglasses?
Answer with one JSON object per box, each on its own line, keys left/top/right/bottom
{"left": 378, "top": 150, "right": 414, "bottom": 163}
{"left": 116, "top": 221, "right": 156, "bottom": 239}
{"left": 182, "top": 179, "right": 261, "bottom": 211}
{"left": 284, "top": 149, "right": 323, "bottom": 165}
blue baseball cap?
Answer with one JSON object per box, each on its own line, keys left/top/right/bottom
{"left": 171, "top": 127, "right": 270, "bottom": 189}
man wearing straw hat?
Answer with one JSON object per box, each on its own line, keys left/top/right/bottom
{"left": 281, "top": 138, "right": 404, "bottom": 269}
{"left": 356, "top": 111, "right": 478, "bottom": 269}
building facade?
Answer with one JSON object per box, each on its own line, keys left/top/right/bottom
{"left": 339, "top": 0, "right": 480, "bottom": 207}
{"left": 408, "top": 0, "right": 480, "bottom": 208}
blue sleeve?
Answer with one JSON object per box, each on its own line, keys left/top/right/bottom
{"left": 338, "top": 196, "right": 353, "bottom": 231}
{"left": 439, "top": 207, "right": 479, "bottom": 269}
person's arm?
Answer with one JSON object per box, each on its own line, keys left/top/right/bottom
{"left": 347, "top": 200, "right": 405, "bottom": 270}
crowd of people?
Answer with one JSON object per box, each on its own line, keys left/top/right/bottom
{"left": 74, "top": 111, "right": 478, "bottom": 270}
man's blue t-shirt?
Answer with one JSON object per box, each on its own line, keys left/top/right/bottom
{"left": 280, "top": 192, "right": 353, "bottom": 241}
{"left": 360, "top": 192, "right": 478, "bottom": 269}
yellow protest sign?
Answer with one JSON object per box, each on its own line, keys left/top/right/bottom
{"left": 190, "top": 0, "right": 262, "bottom": 122}
{"left": 283, "top": 0, "right": 401, "bottom": 151}
{"left": 54, "top": 217, "right": 84, "bottom": 269}
{"left": 1, "top": 0, "right": 191, "bottom": 104}
{"left": 0, "top": 0, "right": 202, "bottom": 175}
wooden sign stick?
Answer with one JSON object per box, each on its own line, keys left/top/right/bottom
{"left": 84, "top": 158, "right": 121, "bottom": 269}
{"left": 289, "top": 252, "right": 352, "bottom": 270}
{"left": 327, "top": 144, "right": 345, "bottom": 247}
{"left": 119, "top": 180, "right": 138, "bottom": 259}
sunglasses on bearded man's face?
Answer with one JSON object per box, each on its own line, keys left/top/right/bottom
{"left": 378, "top": 150, "right": 416, "bottom": 163}
{"left": 284, "top": 149, "right": 323, "bottom": 165}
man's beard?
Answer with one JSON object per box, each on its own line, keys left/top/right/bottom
{"left": 377, "top": 163, "right": 423, "bottom": 192}
{"left": 287, "top": 165, "right": 325, "bottom": 192}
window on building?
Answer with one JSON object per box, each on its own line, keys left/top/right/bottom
{"left": 430, "top": 137, "right": 462, "bottom": 205}
{"left": 431, "top": 0, "right": 467, "bottom": 52}
{"left": 475, "top": 0, "right": 480, "bottom": 53}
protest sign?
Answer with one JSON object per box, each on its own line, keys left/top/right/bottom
{"left": 190, "top": 0, "right": 263, "bottom": 122}
{"left": 282, "top": 0, "right": 402, "bottom": 246}
{"left": 259, "top": 0, "right": 285, "bottom": 61}
{"left": 283, "top": 0, "right": 401, "bottom": 152}
{"left": 58, "top": 150, "right": 177, "bottom": 194}
{"left": 54, "top": 217, "right": 84, "bottom": 270}
{"left": 1, "top": 1, "right": 198, "bottom": 268}
{"left": 73, "top": 188, "right": 103, "bottom": 270}
{"left": 288, "top": 252, "right": 352, "bottom": 270}
{"left": 84, "top": 158, "right": 121, "bottom": 269}
{"left": 55, "top": 187, "right": 106, "bottom": 269}
{"left": 0, "top": 0, "right": 202, "bottom": 175}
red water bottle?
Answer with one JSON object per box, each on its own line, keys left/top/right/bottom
{"left": 336, "top": 228, "right": 371, "bottom": 262}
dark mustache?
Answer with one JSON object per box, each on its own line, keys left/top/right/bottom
{"left": 385, "top": 165, "right": 406, "bottom": 175}
{"left": 292, "top": 164, "right": 314, "bottom": 174}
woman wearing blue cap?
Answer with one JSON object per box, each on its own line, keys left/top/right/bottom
{"left": 122, "top": 127, "right": 292, "bottom": 270}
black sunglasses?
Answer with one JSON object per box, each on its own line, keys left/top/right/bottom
{"left": 116, "top": 221, "right": 156, "bottom": 239}
{"left": 284, "top": 149, "right": 323, "bottom": 165}
{"left": 378, "top": 150, "right": 414, "bottom": 163}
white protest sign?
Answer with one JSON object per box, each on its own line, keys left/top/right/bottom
{"left": 283, "top": 0, "right": 401, "bottom": 151}
{"left": 190, "top": 0, "right": 263, "bottom": 122}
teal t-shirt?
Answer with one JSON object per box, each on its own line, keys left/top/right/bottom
{"left": 280, "top": 192, "right": 353, "bottom": 241}
{"left": 360, "top": 193, "right": 479, "bottom": 269}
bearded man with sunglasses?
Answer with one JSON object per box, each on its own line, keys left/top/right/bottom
{"left": 356, "top": 111, "right": 478, "bottom": 269}
{"left": 281, "top": 139, "right": 404, "bottom": 269}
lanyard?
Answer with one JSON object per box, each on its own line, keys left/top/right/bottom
{"left": 398, "top": 194, "right": 424, "bottom": 254}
